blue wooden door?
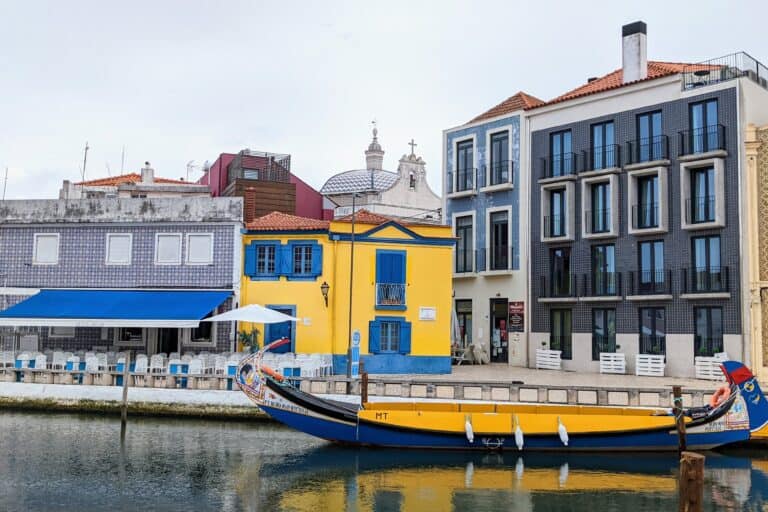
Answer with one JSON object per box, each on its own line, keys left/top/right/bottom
{"left": 267, "top": 307, "right": 294, "bottom": 353}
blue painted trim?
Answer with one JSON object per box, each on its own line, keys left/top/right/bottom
{"left": 332, "top": 354, "right": 451, "bottom": 374}
{"left": 328, "top": 229, "right": 456, "bottom": 247}
{"left": 285, "top": 240, "right": 322, "bottom": 281}
{"left": 265, "top": 304, "right": 296, "bottom": 352}
{"left": 244, "top": 240, "right": 281, "bottom": 280}
{"left": 375, "top": 305, "right": 407, "bottom": 311}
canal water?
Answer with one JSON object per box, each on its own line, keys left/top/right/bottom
{"left": 1, "top": 411, "right": 768, "bottom": 511}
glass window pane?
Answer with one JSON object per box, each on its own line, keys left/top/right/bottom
{"left": 563, "top": 132, "right": 571, "bottom": 153}
{"left": 709, "top": 237, "right": 720, "bottom": 269}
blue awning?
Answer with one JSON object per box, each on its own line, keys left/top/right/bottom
{"left": 0, "top": 289, "right": 232, "bottom": 327}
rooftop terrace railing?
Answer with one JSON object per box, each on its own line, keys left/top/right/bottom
{"left": 682, "top": 52, "right": 768, "bottom": 92}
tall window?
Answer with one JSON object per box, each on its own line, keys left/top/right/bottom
{"left": 636, "top": 174, "right": 659, "bottom": 228}
{"left": 591, "top": 244, "right": 616, "bottom": 295}
{"left": 292, "top": 245, "right": 313, "bottom": 275}
{"left": 550, "top": 309, "right": 572, "bottom": 360}
{"left": 550, "top": 130, "right": 573, "bottom": 176}
{"left": 550, "top": 247, "right": 571, "bottom": 296}
{"left": 690, "top": 99, "right": 718, "bottom": 153}
{"left": 591, "top": 121, "right": 616, "bottom": 170}
{"left": 256, "top": 245, "right": 276, "bottom": 274}
{"left": 694, "top": 307, "right": 723, "bottom": 357}
{"left": 637, "top": 111, "right": 663, "bottom": 162}
{"left": 490, "top": 211, "right": 509, "bottom": 270}
{"left": 380, "top": 321, "right": 401, "bottom": 352}
{"left": 456, "top": 140, "right": 474, "bottom": 192}
{"left": 639, "top": 308, "right": 666, "bottom": 355}
{"left": 692, "top": 235, "right": 722, "bottom": 292}
{"left": 489, "top": 131, "right": 509, "bottom": 185}
{"left": 590, "top": 181, "right": 610, "bottom": 233}
{"left": 455, "top": 216, "right": 473, "bottom": 273}
{"left": 638, "top": 240, "right": 664, "bottom": 294}
{"left": 548, "top": 188, "right": 566, "bottom": 237}
{"left": 455, "top": 300, "right": 472, "bottom": 347}
{"left": 690, "top": 167, "right": 715, "bottom": 223}
{"left": 592, "top": 309, "right": 616, "bottom": 360}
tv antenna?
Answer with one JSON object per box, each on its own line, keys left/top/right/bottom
{"left": 2, "top": 167, "right": 8, "bottom": 200}
{"left": 81, "top": 142, "right": 90, "bottom": 181}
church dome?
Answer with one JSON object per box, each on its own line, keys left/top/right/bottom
{"left": 320, "top": 169, "right": 398, "bottom": 195}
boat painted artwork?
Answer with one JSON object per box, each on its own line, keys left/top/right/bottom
{"left": 237, "top": 341, "right": 768, "bottom": 452}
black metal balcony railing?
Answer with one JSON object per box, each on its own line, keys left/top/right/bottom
{"left": 682, "top": 52, "right": 768, "bottom": 93}
{"left": 550, "top": 335, "right": 573, "bottom": 360}
{"left": 628, "top": 269, "right": 672, "bottom": 296}
{"left": 539, "top": 275, "right": 577, "bottom": 298}
{"left": 583, "top": 144, "right": 621, "bottom": 171}
{"left": 592, "top": 334, "right": 616, "bottom": 361}
{"left": 681, "top": 266, "right": 729, "bottom": 294}
{"left": 482, "top": 245, "right": 512, "bottom": 271}
{"left": 455, "top": 168, "right": 477, "bottom": 193}
{"left": 543, "top": 215, "right": 566, "bottom": 238}
{"left": 541, "top": 153, "right": 578, "bottom": 179}
{"left": 375, "top": 283, "right": 406, "bottom": 307}
{"left": 632, "top": 203, "right": 659, "bottom": 229}
{"left": 585, "top": 208, "right": 611, "bottom": 234}
{"left": 679, "top": 124, "right": 726, "bottom": 156}
{"left": 640, "top": 334, "right": 666, "bottom": 356}
{"left": 227, "top": 150, "right": 291, "bottom": 185}
{"left": 585, "top": 271, "right": 621, "bottom": 297}
{"left": 686, "top": 196, "right": 716, "bottom": 224}
{"left": 694, "top": 336, "right": 724, "bottom": 358}
{"left": 626, "top": 135, "right": 669, "bottom": 164}
{"left": 487, "top": 160, "right": 514, "bottom": 187}
{"left": 455, "top": 249, "right": 474, "bottom": 273}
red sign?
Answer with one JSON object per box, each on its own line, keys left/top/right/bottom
{"left": 508, "top": 301, "right": 524, "bottom": 332}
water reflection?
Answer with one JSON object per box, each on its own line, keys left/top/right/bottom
{"left": 0, "top": 412, "right": 767, "bottom": 511}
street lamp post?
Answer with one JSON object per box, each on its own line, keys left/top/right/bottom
{"left": 346, "top": 193, "right": 358, "bottom": 381}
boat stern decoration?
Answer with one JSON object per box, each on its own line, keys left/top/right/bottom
{"left": 237, "top": 347, "right": 766, "bottom": 452}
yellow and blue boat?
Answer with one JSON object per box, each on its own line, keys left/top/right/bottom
{"left": 237, "top": 342, "right": 768, "bottom": 452}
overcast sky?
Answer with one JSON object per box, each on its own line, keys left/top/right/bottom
{"left": 1, "top": 0, "right": 766, "bottom": 199}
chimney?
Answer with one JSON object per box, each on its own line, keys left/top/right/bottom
{"left": 622, "top": 21, "right": 647, "bottom": 84}
{"left": 141, "top": 161, "right": 154, "bottom": 184}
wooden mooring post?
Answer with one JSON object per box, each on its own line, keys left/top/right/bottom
{"left": 120, "top": 352, "right": 130, "bottom": 440}
{"left": 360, "top": 363, "right": 369, "bottom": 406}
{"left": 679, "top": 451, "right": 704, "bottom": 512}
{"left": 672, "top": 385, "right": 687, "bottom": 452}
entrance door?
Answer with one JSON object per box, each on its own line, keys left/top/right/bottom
{"left": 158, "top": 328, "right": 179, "bottom": 355}
{"left": 266, "top": 306, "right": 295, "bottom": 353}
{"left": 490, "top": 298, "right": 508, "bottom": 363}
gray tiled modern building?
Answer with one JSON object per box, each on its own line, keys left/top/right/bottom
{"left": 0, "top": 197, "right": 243, "bottom": 353}
{"left": 527, "top": 22, "right": 768, "bottom": 377}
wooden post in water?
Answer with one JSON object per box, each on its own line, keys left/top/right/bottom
{"left": 360, "top": 361, "right": 368, "bottom": 407}
{"left": 678, "top": 451, "right": 704, "bottom": 512}
{"left": 672, "top": 385, "right": 687, "bottom": 452}
{"left": 120, "top": 352, "right": 130, "bottom": 439}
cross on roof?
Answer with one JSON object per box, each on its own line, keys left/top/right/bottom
{"left": 408, "top": 138, "right": 417, "bottom": 155}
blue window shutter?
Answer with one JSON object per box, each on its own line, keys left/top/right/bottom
{"left": 244, "top": 243, "right": 257, "bottom": 276}
{"left": 375, "top": 251, "right": 386, "bottom": 282}
{"left": 311, "top": 243, "right": 322, "bottom": 276}
{"left": 278, "top": 244, "right": 292, "bottom": 275}
{"left": 368, "top": 320, "right": 380, "bottom": 354}
{"left": 399, "top": 320, "right": 412, "bottom": 354}
{"left": 394, "top": 252, "right": 406, "bottom": 284}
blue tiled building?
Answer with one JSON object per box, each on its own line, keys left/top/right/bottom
{"left": 0, "top": 197, "right": 243, "bottom": 354}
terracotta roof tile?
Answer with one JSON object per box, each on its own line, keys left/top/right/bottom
{"left": 76, "top": 173, "right": 194, "bottom": 186}
{"left": 246, "top": 211, "right": 330, "bottom": 231}
{"left": 335, "top": 209, "right": 395, "bottom": 225}
{"left": 529, "top": 61, "right": 719, "bottom": 109}
{"left": 469, "top": 91, "right": 545, "bottom": 123}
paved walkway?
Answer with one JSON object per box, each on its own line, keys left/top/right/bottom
{"left": 376, "top": 363, "right": 717, "bottom": 391}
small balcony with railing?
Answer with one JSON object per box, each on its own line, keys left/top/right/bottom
{"left": 482, "top": 160, "right": 514, "bottom": 190}
{"left": 681, "top": 266, "right": 730, "bottom": 297}
{"left": 682, "top": 52, "right": 768, "bottom": 93}
{"left": 543, "top": 215, "right": 567, "bottom": 240}
{"left": 592, "top": 334, "right": 617, "bottom": 361}
{"left": 538, "top": 274, "right": 577, "bottom": 302}
{"left": 540, "top": 153, "right": 579, "bottom": 181}
{"left": 631, "top": 203, "right": 659, "bottom": 230}
{"left": 226, "top": 150, "right": 291, "bottom": 185}
{"left": 627, "top": 270, "right": 672, "bottom": 299}
{"left": 679, "top": 125, "right": 726, "bottom": 157}
{"left": 454, "top": 248, "right": 475, "bottom": 275}
{"left": 583, "top": 271, "right": 621, "bottom": 299}
{"left": 625, "top": 135, "right": 669, "bottom": 166}
{"left": 582, "top": 144, "right": 621, "bottom": 173}
{"left": 585, "top": 208, "right": 612, "bottom": 236}
{"left": 479, "top": 245, "right": 513, "bottom": 273}
{"left": 640, "top": 335, "right": 666, "bottom": 356}
{"left": 375, "top": 283, "right": 406, "bottom": 310}
{"left": 447, "top": 167, "right": 478, "bottom": 197}
{"left": 685, "top": 196, "right": 716, "bottom": 225}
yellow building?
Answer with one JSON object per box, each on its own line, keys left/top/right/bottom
{"left": 240, "top": 210, "right": 454, "bottom": 374}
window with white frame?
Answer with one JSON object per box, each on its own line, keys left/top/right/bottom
{"left": 49, "top": 326, "right": 75, "bottom": 338}
{"left": 182, "top": 309, "right": 217, "bottom": 347}
{"left": 33, "top": 233, "right": 60, "bottom": 265}
{"left": 155, "top": 233, "right": 182, "bottom": 265}
{"left": 186, "top": 233, "right": 213, "bottom": 265}
{"left": 105, "top": 233, "right": 132, "bottom": 265}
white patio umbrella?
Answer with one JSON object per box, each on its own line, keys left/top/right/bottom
{"left": 202, "top": 304, "right": 300, "bottom": 324}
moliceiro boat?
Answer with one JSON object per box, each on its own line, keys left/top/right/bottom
{"left": 237, "top": 341, "right": 768, "bottom": 451}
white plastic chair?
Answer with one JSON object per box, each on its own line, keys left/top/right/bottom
{"left": 188, "top": 357, "right": 204, "bottom": 376}
{"left": 34, "top": 353, "right": 48, "bottom": 370}
{"left": 97, "top": 353, "right": 109, "bottom": 371}
{"left": 149, "top": 354, "right": 166, "bottom": 374}
{"left": 85, "top": 356, "right": 100, "bottom": 373}
{"left": 213, "top": 356, "right": 227, "bottom": 376}
{"left": 134, "top": 355, "right": 149, "bottom": 374}
{"left": 51, "top": 351, "right": 66, "bottom": 370}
